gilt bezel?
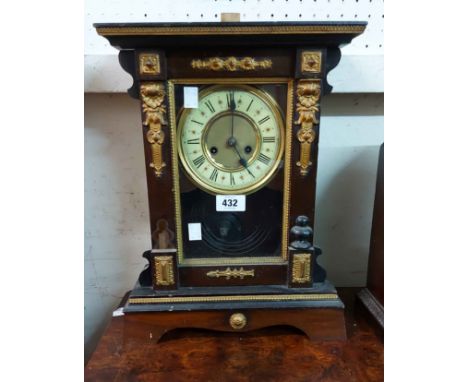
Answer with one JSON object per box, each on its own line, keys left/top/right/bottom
{"left": 177, "top": 84, "right": 285, "bottom": 195}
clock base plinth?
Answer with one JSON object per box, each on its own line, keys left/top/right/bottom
{"left": 122, "top": 282, "right": 346, "bottom": 342}
{"left": 123, "top": 307, "right": 346, "bottom": 343}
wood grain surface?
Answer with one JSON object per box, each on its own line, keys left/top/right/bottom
{"left": 85, "top": 288, "right": 383, "bottom": 381}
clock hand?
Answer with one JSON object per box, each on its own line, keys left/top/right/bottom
{"left": 226, "top": 95, "right": 254, "bottom": 179}
{"left": 243, "top": 162, "right": 256, "bottom": 179}
{"left": 232, "top": 144, "right": 255, "bottom": 178}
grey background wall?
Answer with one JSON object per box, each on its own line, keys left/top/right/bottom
{"left": 84, "top": 92, "right": 383, "bottom": 360}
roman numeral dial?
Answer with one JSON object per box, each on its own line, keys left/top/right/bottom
{"left": 178, "top": 85, "right": 284, "bottom": 195}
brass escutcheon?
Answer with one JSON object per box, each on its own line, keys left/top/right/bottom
{"left": 229, "top": 313, "right": 247, "bottom": 330}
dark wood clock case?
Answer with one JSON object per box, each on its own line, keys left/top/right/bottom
{"left": 94, "top": 21, "right": 366, "bottom": 341}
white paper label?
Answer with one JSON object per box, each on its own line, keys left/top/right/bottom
{"left": 183, "top": 87, "right": 199, "bottom": 108}
{"left": 188, "top": 222, "right": 202, "bottom": 241}
{"left": 112, "top": 307, "right": 125, "bottom": 317}
{"left": 216, "top": 195, "right": 246, "bottom": 212}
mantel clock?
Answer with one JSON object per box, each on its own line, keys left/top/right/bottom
{"left": 94, "top": 21, "right": 366, "bottom": 341}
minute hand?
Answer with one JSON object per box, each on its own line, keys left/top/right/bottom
{"left": 229, "top": 91, "right": 236, "bottom": 137}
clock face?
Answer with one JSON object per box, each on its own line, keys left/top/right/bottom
{"left": 178, "top": 85, "right": 284, "bottom": 194}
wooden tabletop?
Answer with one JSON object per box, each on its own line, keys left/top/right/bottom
{"left": 85, "top": 288, "right": 383, "bottom": 381}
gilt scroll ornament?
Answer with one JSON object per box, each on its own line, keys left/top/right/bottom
{"left": 206, "top": 267, "right": 255, "bottom": 280}
{"left": 141, "top": 83, "right": 167, "bottom": 177}
{"left": 295, "top": 80, "right": 321, "bottom": 176}
{"left": 191, "top": 57, "right": 272, "bottom": 71}
{"left": 154, "top": 256, "right": 175, "bottom": 286}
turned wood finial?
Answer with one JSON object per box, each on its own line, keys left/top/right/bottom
{"left": 290, "top": 215, "right": 313, "bottom": 250}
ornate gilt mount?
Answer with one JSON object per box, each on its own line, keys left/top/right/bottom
{"left": 191, "top": 57, "right": 272, "bottom": 71}
{"left": 295, "top": 80, "right": 321, "bottom": 176}
{"left": 139, "top": 53, "right": 160, "bottom": 75}
{"left": 154, "top": 256, "right": 175, "bottom": 286}
{"left": 229, "top": 313, "right": 247, "bottom": 330}
{"left": 206, "top": 267, "right": 255, "bottom": 280}
{"left": 292, "top": 253, "right": 312, "bottom": 283}
{"left": 301, "top": 51, "right": 322, "bottom": 73}
{"left": 141, "top": 83, "right": 167, "bottom": 177}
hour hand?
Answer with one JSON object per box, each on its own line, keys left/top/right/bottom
{"left": 239, "top": 157, "right": 255, "bottom": 178}
{"left": 239, "top": 157, "right": 248, "bottom": 168}
{"left": 232, "top": 144, "right": 255, "bottom": 178}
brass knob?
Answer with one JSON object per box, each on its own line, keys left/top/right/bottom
{"left": 229, "top": 313, "right": 247, "bottom": 330}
